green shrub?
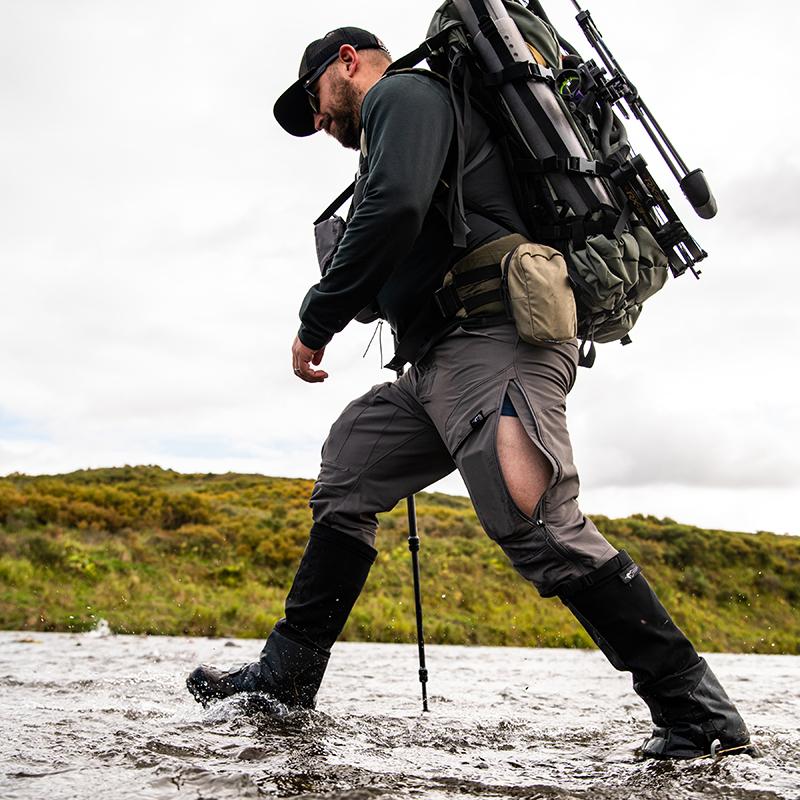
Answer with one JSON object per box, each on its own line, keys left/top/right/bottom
{"left": 175, "top": 524, "right": 227, "bottom": 555}
{"left": 210, "top": 563, "right": 246, "bottom": 587}
{"left": 27, "top": 535, "right": 66, "bottom": 567}
{"left": 1, "top": 468, "right": 797, "bottom": 652}
{"left": 0, "top": 556, "right": 34, "bottom": 585}
{"left": 678, "top": 566, "right": 711, "bottom": 598}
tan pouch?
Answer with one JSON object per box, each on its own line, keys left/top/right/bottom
{"left": 502, "top": 243, "right": 577, "bottom": 344}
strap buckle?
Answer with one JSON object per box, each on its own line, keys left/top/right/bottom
{"left": 433, "top": 286, "right": 462, "bottom": 319}
{"left": 484, "top": 62, "right": 554, "bottom": 87}
{"left": 567, "top": 156, "right": 599, "bottom": 176}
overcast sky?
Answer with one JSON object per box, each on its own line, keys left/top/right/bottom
{"left": 1, "top": 0, "right": 799, "bottom": 536}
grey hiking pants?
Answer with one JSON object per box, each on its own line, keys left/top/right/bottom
{"left": 310, "top": 322, "right": 617, "bottom": 597}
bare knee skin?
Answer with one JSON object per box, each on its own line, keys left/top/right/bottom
{"left": 497, "top": 415, "right": 553, "bottom": 517}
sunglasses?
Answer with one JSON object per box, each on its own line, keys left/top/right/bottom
{"left": 306, "top": 84, "right": 321, "bottom": 114}
{"left": 303, "top": 53, "right": 340, "bottom": 115}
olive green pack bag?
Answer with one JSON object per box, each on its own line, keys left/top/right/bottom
{"left": 502, "top": 242, "right": 577, "bottom": 345}
{"left": 440, "top": 233, "right": 576, "bottom": 346}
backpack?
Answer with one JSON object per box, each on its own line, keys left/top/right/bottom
{"left": 318, "top": 0, "right": 714, "bottom": 367}
{"left": 424, "top": 0, "right": 708, "bottom": 364}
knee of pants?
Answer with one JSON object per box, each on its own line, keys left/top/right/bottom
{"left": 307, "top": 380, "right": 453, "bottom": 551}
{"left": 495, "top": 522, "right": 615, "bottom": 597}
{"left": 456, "top": 429, "right": 602, "bottom": 596}
{"left": 307, "top": 388, "right": 387, "bottom": 549}
{"left": 309, "top": 477, "right": 379, "bottom": 549}
{"left": 453, "top": 388, "right": 615, "bottom": 597}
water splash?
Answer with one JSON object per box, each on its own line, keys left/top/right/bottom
{"left": 84, "top": 618, "right": 112, "bottom": 638}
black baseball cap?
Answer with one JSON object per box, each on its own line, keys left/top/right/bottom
{"left": 273, "top": 27, "right": 388, "bottom": 137}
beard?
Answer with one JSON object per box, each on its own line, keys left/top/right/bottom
{"left": 325, "top": 73, "right": 362, "bottom": 151}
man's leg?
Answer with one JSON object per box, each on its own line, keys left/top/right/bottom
{"left": 187, "top": 377, "right": 454, "bottom": 708}
{"left": 496, "top": 409, "right": 552, "bottom": 519}
{"left": 556, "top": 554, "right": 751, "bottom": 758}
{"left": 423, "top": 323, "right": 750, "bottom": 758}
{"left": 421, "top": 324, "right": 616, "bottom": 593}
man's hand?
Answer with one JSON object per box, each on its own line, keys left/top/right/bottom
{"left": 292, "top": 336, "right": 329, "bottom": 383}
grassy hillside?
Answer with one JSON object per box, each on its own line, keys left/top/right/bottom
{"left": 0, "top": 467, "right": 797, "bottom": 653}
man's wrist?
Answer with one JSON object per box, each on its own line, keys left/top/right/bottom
{"left": 297, "top": 327, "right": 330, "bottom": 352}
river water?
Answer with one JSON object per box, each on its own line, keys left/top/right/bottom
{"left": 0, "top": 629, "right": 797, "bottom": 800}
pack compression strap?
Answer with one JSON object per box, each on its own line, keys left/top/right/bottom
{"left": 516, "top": 155, "right": 610, "bottom": 178}
{"left": 483, "top": 62, "right": 555, "bottom": 87}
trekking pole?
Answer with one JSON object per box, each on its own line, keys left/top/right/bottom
{"left": 406, "top": 491, "right": 430, "bottom": 712}
{"left": 394, "top": 358, "right": 430, "bottom": 713}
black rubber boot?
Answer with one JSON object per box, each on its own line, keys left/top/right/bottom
{"left": 558, "top": 551, "right": 752, "bottom": 760}
{"left": 187, "top": 523, "right": 377, "bottom": 709}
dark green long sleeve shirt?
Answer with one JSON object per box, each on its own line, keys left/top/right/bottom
{"left": 297, "top": 72, "right": 526, "bottom": 352}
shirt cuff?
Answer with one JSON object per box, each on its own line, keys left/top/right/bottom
{"left": 297, "top": 326, "right": 331, "bottom": 352}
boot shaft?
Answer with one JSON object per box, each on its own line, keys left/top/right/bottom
{"left": 279, "top": 522, "right": 378, "bottom": 653}
{"left": 559, "top": 551, "right": 751, "bottom": 758}
{"left": 558, "top": 550, "right": 700, "bottom": 687}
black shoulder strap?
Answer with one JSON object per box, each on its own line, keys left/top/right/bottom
{"left": 385, "top": 27, "right": 459, "bottom": 74}
{"left": 381, "top": 66, "right": 451, "bottom": 88}
{"left": 314, "top": 181, "right": 356, "bottom": 225}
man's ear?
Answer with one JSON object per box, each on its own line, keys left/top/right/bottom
{"left": 338, "top": 44, "right": 358, "bottom": 74}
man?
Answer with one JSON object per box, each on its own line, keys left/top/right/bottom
{"left": 188, "top": 26, "right": 753, "bottom": 760}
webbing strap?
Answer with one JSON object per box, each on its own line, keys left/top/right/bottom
{"left": 385, "top": 28, "right": 456, "bottom": 74}
{"left": 450, "top": 263, "right": 501, "bottom": 288}
{"left": 435, "top": 261, "right": 504, "bottom": 316}
{"left": 516, "top": 155, "right": 610, "bottom": 178}
{"left": 314, "top": 181, "right": 356, "bottom": 225}
{"left": 483, "top": 62, "right": 555, "bottom": 87}
{"left": 434, "top": 285, "right": 462, "bottom": 318}
{"left": 462, "top": 287, "right": 504, "bottom": 312}
{"left": 612, "top": 201, "right": 633, "bottom": 239}
{"left": 446, "top": 53, "right": 473, "bottom": 249}
{"left": 538, "top": 215, "right": 619, "bottom": 243}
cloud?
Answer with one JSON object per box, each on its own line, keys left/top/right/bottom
{"left": 718, "top": 165, "right": 800, "bottom": 233}
{"left": 575, "top": 409, "right": 800, "bottom": 491}
{"left": 578, "top": 485, "right": 800, "bottom": 537}
{"left": 1, "top": 0, "right": 799, "bottom": 537}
